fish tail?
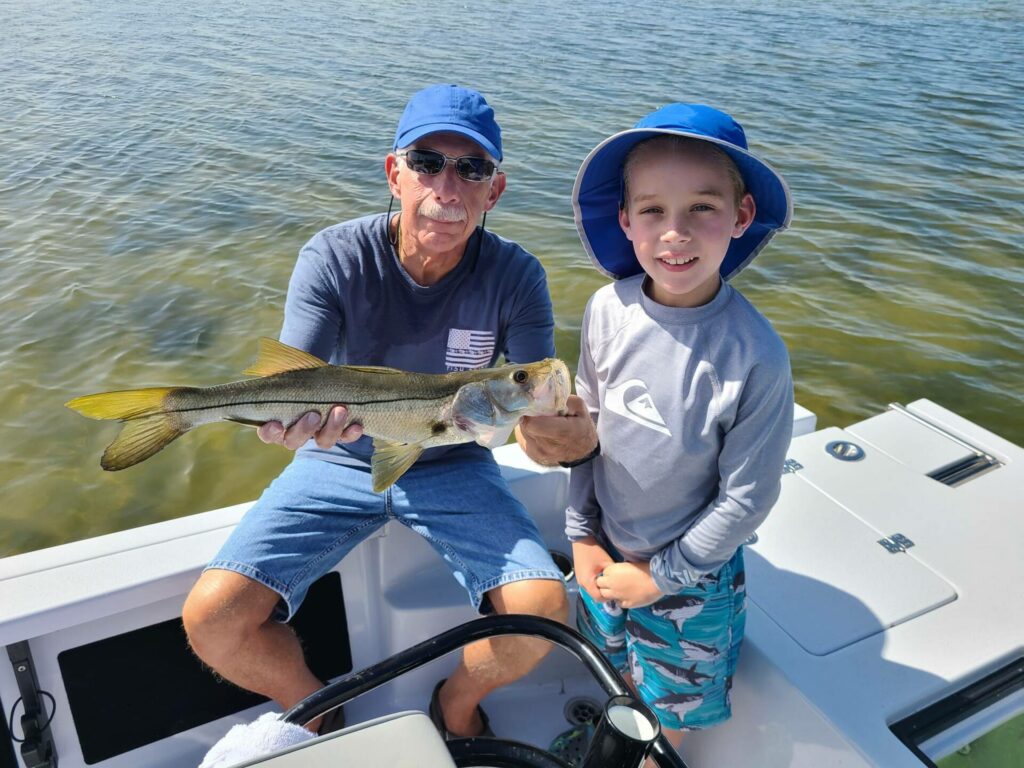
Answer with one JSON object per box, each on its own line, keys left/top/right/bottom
{"left": 66, "top": 387, "right": 191, "bottom": 471}
{"left": 66, "top": 387, "right": 179, "bottom": 421}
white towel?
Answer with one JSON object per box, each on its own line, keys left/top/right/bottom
{"left": 198, "top": 712, "right": 315, "bottom": 767}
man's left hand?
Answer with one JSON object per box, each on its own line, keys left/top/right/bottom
{"left": 515, "top": 395, "right": 597, "bottom": 466}
{"left": 595, "top": 562, "right": 663, "bottom": 609}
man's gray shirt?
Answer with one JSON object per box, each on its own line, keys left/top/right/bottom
{"left": 566, "top": 276, "right": 793, "bottom": 594}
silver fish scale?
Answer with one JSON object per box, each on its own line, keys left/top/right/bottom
{"left": 168, "top": 368, "right": 466, "bottom": 446}
{"left": 163, "top": 361, "right": 567, "bottom": 448}
{"left": 68, "top": 355, "right": 569, "bottom": 479}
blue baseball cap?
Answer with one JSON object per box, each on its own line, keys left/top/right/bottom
{"left": 572, "top": 103, "right": 792, "bottom": 281}
{"left": 393, "top": 84, "right": 503, "bottom": 162}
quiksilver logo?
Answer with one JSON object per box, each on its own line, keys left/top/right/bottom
{"left": 604, "top": 379, "right": 671, "bottom": 436}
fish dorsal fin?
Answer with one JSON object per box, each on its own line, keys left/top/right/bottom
{"left": 370, "top": 439, "right": 424, "bottom": 492}
{"left": 243, "top": 338, "right": 328, "bottom": 377}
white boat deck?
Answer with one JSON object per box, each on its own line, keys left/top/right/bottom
{"left": 1, "top": 399, "right": 1021, "bottom": 768}
{"left": 688, "top": 399, "right": 1023, "bottom": 767}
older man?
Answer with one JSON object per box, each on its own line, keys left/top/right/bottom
{"left": 182, "top": 85, "right": 596, "bottom": 739}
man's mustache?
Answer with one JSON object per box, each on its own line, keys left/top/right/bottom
{"left": 419, "top": 200, "right": 468, "bottom": 222}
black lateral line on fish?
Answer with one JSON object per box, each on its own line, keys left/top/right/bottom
{"left": 163, "top": 394, "right": 450, "bottom": 417}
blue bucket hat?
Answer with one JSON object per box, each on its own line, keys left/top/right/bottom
{"left": 394, "top": 84, "right": 503, "bottom": 162}
{"left": 572, "top": 103, "right": 792, "bottom": 281}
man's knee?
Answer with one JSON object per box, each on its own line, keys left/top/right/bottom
{"left": 488, "top": 578, "right": 569, "bottom": 623}
{"left": 181, "top": 569, "right": 280, "bottom": 664}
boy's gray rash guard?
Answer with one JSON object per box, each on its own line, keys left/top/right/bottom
{"left": 566, "top": 276, "right": 794, "bottom": 594}
{"left": 279, "top": 213, "right": 556, "bottom": 467}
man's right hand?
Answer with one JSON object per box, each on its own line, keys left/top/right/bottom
{"left": 515, "top": 394, "right": 597, "bottom": 467}
{"left": 257, "top": 405, "right": 363, "bottom": 450}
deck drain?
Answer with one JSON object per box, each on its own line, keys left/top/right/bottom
{"left": 563, "top": 696, "right": 602, "bottom": 725}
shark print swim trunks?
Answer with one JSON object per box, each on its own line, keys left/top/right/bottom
{"left": 575, "top": 548, "right": 746, "bottom": 730}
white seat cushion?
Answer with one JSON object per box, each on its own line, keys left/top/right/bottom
{"left": 237, "top": 711, "right": 455, "bottom": 768}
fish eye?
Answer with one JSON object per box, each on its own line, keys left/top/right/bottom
{"left": 513, "top": 369, "right": 529, "bottom": 384}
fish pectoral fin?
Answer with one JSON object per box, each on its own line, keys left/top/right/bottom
{"left": 370, "top": 440, "right": 424, "bottom": 493}
{"left": 101, "top": 414, "right": 186, "bottom": 471}
{"left": 242, "top": 338, "right": 329, "bottom": 377}
{"left": 222, "top": 416, "right": 266, "bottom": 427}
{"left": 472, "top": 421, "right": 516, "bottom": 449}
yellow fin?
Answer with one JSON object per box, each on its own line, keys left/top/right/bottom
{"left": 370, "top": 439, "right": 424, "bottom": 493}
{"left": 242, "top": 338, "right": 328, "bottom": 377}
{"left": 100, "top": 414, "right": 186, "bottom": 470}
{"left": 66, "top": 388, "right": 176, "bottom": 421}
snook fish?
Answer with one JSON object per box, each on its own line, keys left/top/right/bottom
{"left": 66, "top": 338, "right": 570, "bottom": 492}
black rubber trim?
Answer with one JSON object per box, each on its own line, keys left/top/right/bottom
{"left": 890, "top": 656, "right": 1024, "bottom": 766}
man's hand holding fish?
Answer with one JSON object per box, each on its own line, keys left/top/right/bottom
{"left": 258, "top": 405, "right": 362, "bottom": 451}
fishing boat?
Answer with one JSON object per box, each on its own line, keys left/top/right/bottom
{"left": 2, "top": 397, "right": 1021, "bottom": 767}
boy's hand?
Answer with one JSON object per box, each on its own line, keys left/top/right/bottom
{"left": 596, "top": 562, "right": 663, "bottom": 609}
{"left": 572, "top": 537, "right": 615, "bottom": 603}
{"left": 258, "top": 405, "right": 364, "bottom": 450}
{"left": 516, "top": 395, "right": 597, "bottom": 466}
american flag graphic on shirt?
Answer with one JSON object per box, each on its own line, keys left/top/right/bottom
{"left": 446, "top": 329, "right": 495, "bottom": 371}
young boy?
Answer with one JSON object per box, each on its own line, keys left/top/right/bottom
{"left": 564, "top": 103, "right": 795, "bottom": 753}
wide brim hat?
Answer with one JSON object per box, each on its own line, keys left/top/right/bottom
{"left": 572, "top": 103, "right": 792, "bottom": 281}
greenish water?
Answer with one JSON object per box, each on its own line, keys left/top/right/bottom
{"left": 936, "top": 712, "right": 1024, "bottom": 768}
{"left": 1, "top": 0, "right": 1021, "bottom": 557}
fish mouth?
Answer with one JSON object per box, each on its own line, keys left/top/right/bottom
{"left": 527, "top": 359, "right": 570, "bottom": 415}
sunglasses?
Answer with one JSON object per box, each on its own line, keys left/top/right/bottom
{"left": 397, "top": 149, "right": 498, "bottom": 182}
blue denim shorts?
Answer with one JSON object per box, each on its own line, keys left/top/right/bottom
{"left": 576, "top": 548, "right": 746, "bottom": 731}
{"left": 208, "top": 456, "right": 564, "bottom": 620}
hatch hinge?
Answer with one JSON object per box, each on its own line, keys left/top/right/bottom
{"left": 6, "top": 642, "right": 58, "bottom": 768}
{"left": 878, "top": 533, "right": 915, "bottom": 554}
{"left": 782, "top": 458, "right": 803, "bottom": 474}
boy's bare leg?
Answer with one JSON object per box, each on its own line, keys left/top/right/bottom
{"left": 181, "top": 569, "right": 328, "bottom": 732}
{"left": 437, "top": 578, "right": 569, "bottom": 737}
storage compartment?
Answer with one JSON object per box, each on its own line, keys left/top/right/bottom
{"left": 57, "top": 573, "right": 350, "bottom": 764}
{"left": 848, "top": 408, "right": 1001, "bottom": 486}
{"left": 746, "top": 473, "right": 957, "bottom": 655}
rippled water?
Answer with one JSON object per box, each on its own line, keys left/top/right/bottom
{"left": 1, "top": 0, "right": 1021, "bottom": 556}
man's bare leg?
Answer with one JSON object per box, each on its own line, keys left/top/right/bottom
{"left": 437, "top": 578, "right": 569, "bottom": 737}
{"left": 181, "top": 569, "right": 327, "bottom": 732}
